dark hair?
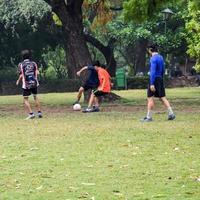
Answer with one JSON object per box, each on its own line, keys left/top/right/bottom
{"left": 101, "top": 64, "right": 107, "bottom": 69}
{"left": 21, "top": 49, "right": 31, "bottom": 60}
{"left": 92, "top": 60, "right": 100, "bottom": 66}
{"left": 147, "top": 44, "right": 158, "bottom": 52}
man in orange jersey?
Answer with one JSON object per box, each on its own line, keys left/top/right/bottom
{"left": 83, "top": 64, "right": 111, "bottom": 113}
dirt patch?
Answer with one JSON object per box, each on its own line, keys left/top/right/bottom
{"left": 0, "top": 103, "right": 199, "bottom": 116}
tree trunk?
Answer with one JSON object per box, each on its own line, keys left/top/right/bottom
{"left": 135, "top": 39, "right": 148, "bottom": 73}
{"left": 44, "top": 0, "right": 91, "bottom": 78}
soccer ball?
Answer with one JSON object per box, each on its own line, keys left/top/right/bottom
{"left": 73, "top": 103, "right": 81, "bottom": 111}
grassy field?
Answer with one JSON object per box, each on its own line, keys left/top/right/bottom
{"left": 0, "top": 88, "right": 200, "bottom": 200}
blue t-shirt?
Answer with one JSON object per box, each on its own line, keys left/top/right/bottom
{"left": 86, "top": 65, "right": 99, "bottom": 86}
{"left": 149, "top": 54, "right": 164, "bottom": 85}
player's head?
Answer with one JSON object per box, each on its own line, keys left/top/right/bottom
{"left": 92, "top": 60, "right": 100, "bottom": 67}
{"left": 101, "top": 64, "right": 107, "bottom": 69}
{"left": 21, "top": 49, "right": 31, "bottom": 60}
{"left": 147, "top": 44, "right": 158, "bottom": 54}
{"left": 92, "top": 60, "right": 101, "bottom": 70}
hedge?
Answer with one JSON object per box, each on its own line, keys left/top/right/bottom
{"left": 0, "top": 76, "right": 171, "bottom": 95}
{"left": 127, "top": 76, "right": 149, "bottom": 89}
{"left": 0, "top": 79, "right": 81, "bottom": 95}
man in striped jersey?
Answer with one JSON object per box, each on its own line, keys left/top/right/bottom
{"left": 16, "top": 50, "right": 42, "bottom": 119}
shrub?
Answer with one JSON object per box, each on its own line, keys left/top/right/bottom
{"left": 127, "top": 76, "right": 149, "bottom": 89}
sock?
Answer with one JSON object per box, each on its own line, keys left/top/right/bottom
{"left": 168, "top": 107, "right": 174, "bottom": 115}
{"left": 29, "top": 112, "right": 34, "bottom": 115}
{"left": 146, "top": 110, "right": 153, "bottom": 119}
{"left": 38, "top": 111, "right": 42, "bottom": 113}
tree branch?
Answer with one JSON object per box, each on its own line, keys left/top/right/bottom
{"left": 110, "top": 6, "right": 123, "bottom": 11}
{"left": 85, "top": 33, "right": 107, "bottom": 52}
{"left": 84, "top": 33, "right": 117, "bottom": 76}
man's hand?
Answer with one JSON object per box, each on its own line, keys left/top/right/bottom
{"left": 76, "top": 71, "right": 81, "bottom": 76}
{"left": 16, "top": 80, "right": 19, "bottom": 86}
{"left": 150, "top": 85, "right": 156, "bottom": 92}
{"left": 98, "top": 87, "right": 103, "bottom": 91}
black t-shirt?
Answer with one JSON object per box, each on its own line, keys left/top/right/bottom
{"left": 85, "top": 65, "right": 99, "bottom": 86}
{"left": 19, "top": 59, "right": 39, "bottom": 89}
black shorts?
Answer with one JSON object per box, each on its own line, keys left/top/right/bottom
{"left": 93, "top": 90, "right": 108, "bottom": 97}
{"left": 23, "top": 87, "right": 38, "bottom": 97}
{"left": 82, "top": 83, "right": 98, "bottom": 91}
{"left": 147, "top": 77, "right": 166, "bottom": 98}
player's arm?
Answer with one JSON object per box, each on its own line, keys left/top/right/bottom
{"left": 150, "top": 58, "right": 156, "bottom": 92}
{"left": 16, "top": 64, "right": 22, "bottom": 86}
{"left": 16, "top": 74, "right": 22, "bottom": 85}
{"left": 109, "top": 75, "right": 113, "bottom": 87}
{"left": 34, "top": 62, "right": 39, "bottom": 75}
{"left": 76, "top": 66, "right": 88, "bottom": 76}
{"left": 98, "top": 76, "right": 106, "bottom": 91}
{"left": 36, "top": 68, "right": 40, "bottom": 75}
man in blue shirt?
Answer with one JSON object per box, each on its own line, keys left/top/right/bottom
{"left": 74, "top": 61, "right": 99, "bottom": 104}
{"left": 142, "top": 44, "right": 175, "bottom": 122}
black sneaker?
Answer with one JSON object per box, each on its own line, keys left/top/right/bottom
{"left": 140, "top": 117, "right": 153, "bottom": 122}
{"left": 82, "top": 108, "right": 93, "bottom": 113}
{"left": 93, "top": 107, "right": 100, "bottom": 112}
{"left": 168, "top": 114, "right": 175, "bottom": 120}
{"left": 38, "top": 112, "right": 43, "bottom": 118}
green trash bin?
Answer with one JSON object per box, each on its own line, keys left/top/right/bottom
{"left": 116, "top": 68, "right": 127, "bottom": 89}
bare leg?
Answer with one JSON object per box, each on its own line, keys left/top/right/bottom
{"left": 146, "top": 97, "right": 154, "bottom": 119}
{"left": 160, "top": 97, "right": 171, "bottom": 108}
{"left": 77, "top": 87, "right": 84, "bottom": 102}
{"left": 88, "top": 93, "right": 95, "bottom": 108}
{"left": 94, "top": 96, "right": 99, "bottom": 107}
{"left": 161, "top": 97, "right": 174, "bottom": 116}
{"left": 147, "top": 97, "right": 154, "bottom": 110}
{"left": 33, "top": 95, "right": 41, "bottom": 112}
{"left": 24, "top": 97, "right": 33, "bottom": 114}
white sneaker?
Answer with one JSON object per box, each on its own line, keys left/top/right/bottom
{"left": 140, "top": 117, "right": 153, "bottom": 122}
{"left": 82, "top": 108, "right": 93, "bottom": 113}
{"left": 25, "top": 114, "right": 35, "bottom": 120}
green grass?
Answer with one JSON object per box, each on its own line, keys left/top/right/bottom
{"left": 0, "top": 88, "right": 200, "bottom": 200}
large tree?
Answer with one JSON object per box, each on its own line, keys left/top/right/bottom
{"left": 43, "top": 0, "right": 91, "bottom": 78}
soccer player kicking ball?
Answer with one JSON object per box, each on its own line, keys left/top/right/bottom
{"left": 82, "top": 64, "right": 111, "bottom": 113}
{"left": 141, "top": 44, "right": 175, "bottom": 122}
{"left": 74, "top": 61, "right": 100, "bottom": 105}
{"left": 16, "top": 50, "right": 42, "bottom": 120}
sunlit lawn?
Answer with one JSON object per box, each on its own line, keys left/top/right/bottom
{"left": 0, "top": 87, "right": 200, "bottom": 200}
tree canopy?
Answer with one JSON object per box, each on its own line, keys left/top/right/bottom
{"left": 0, "top": 0, "right": 200, "bottom": 79}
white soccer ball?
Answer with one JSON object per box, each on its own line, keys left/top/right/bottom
{"left": 73, "top": 103, "right": 81, "bottom": 111}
